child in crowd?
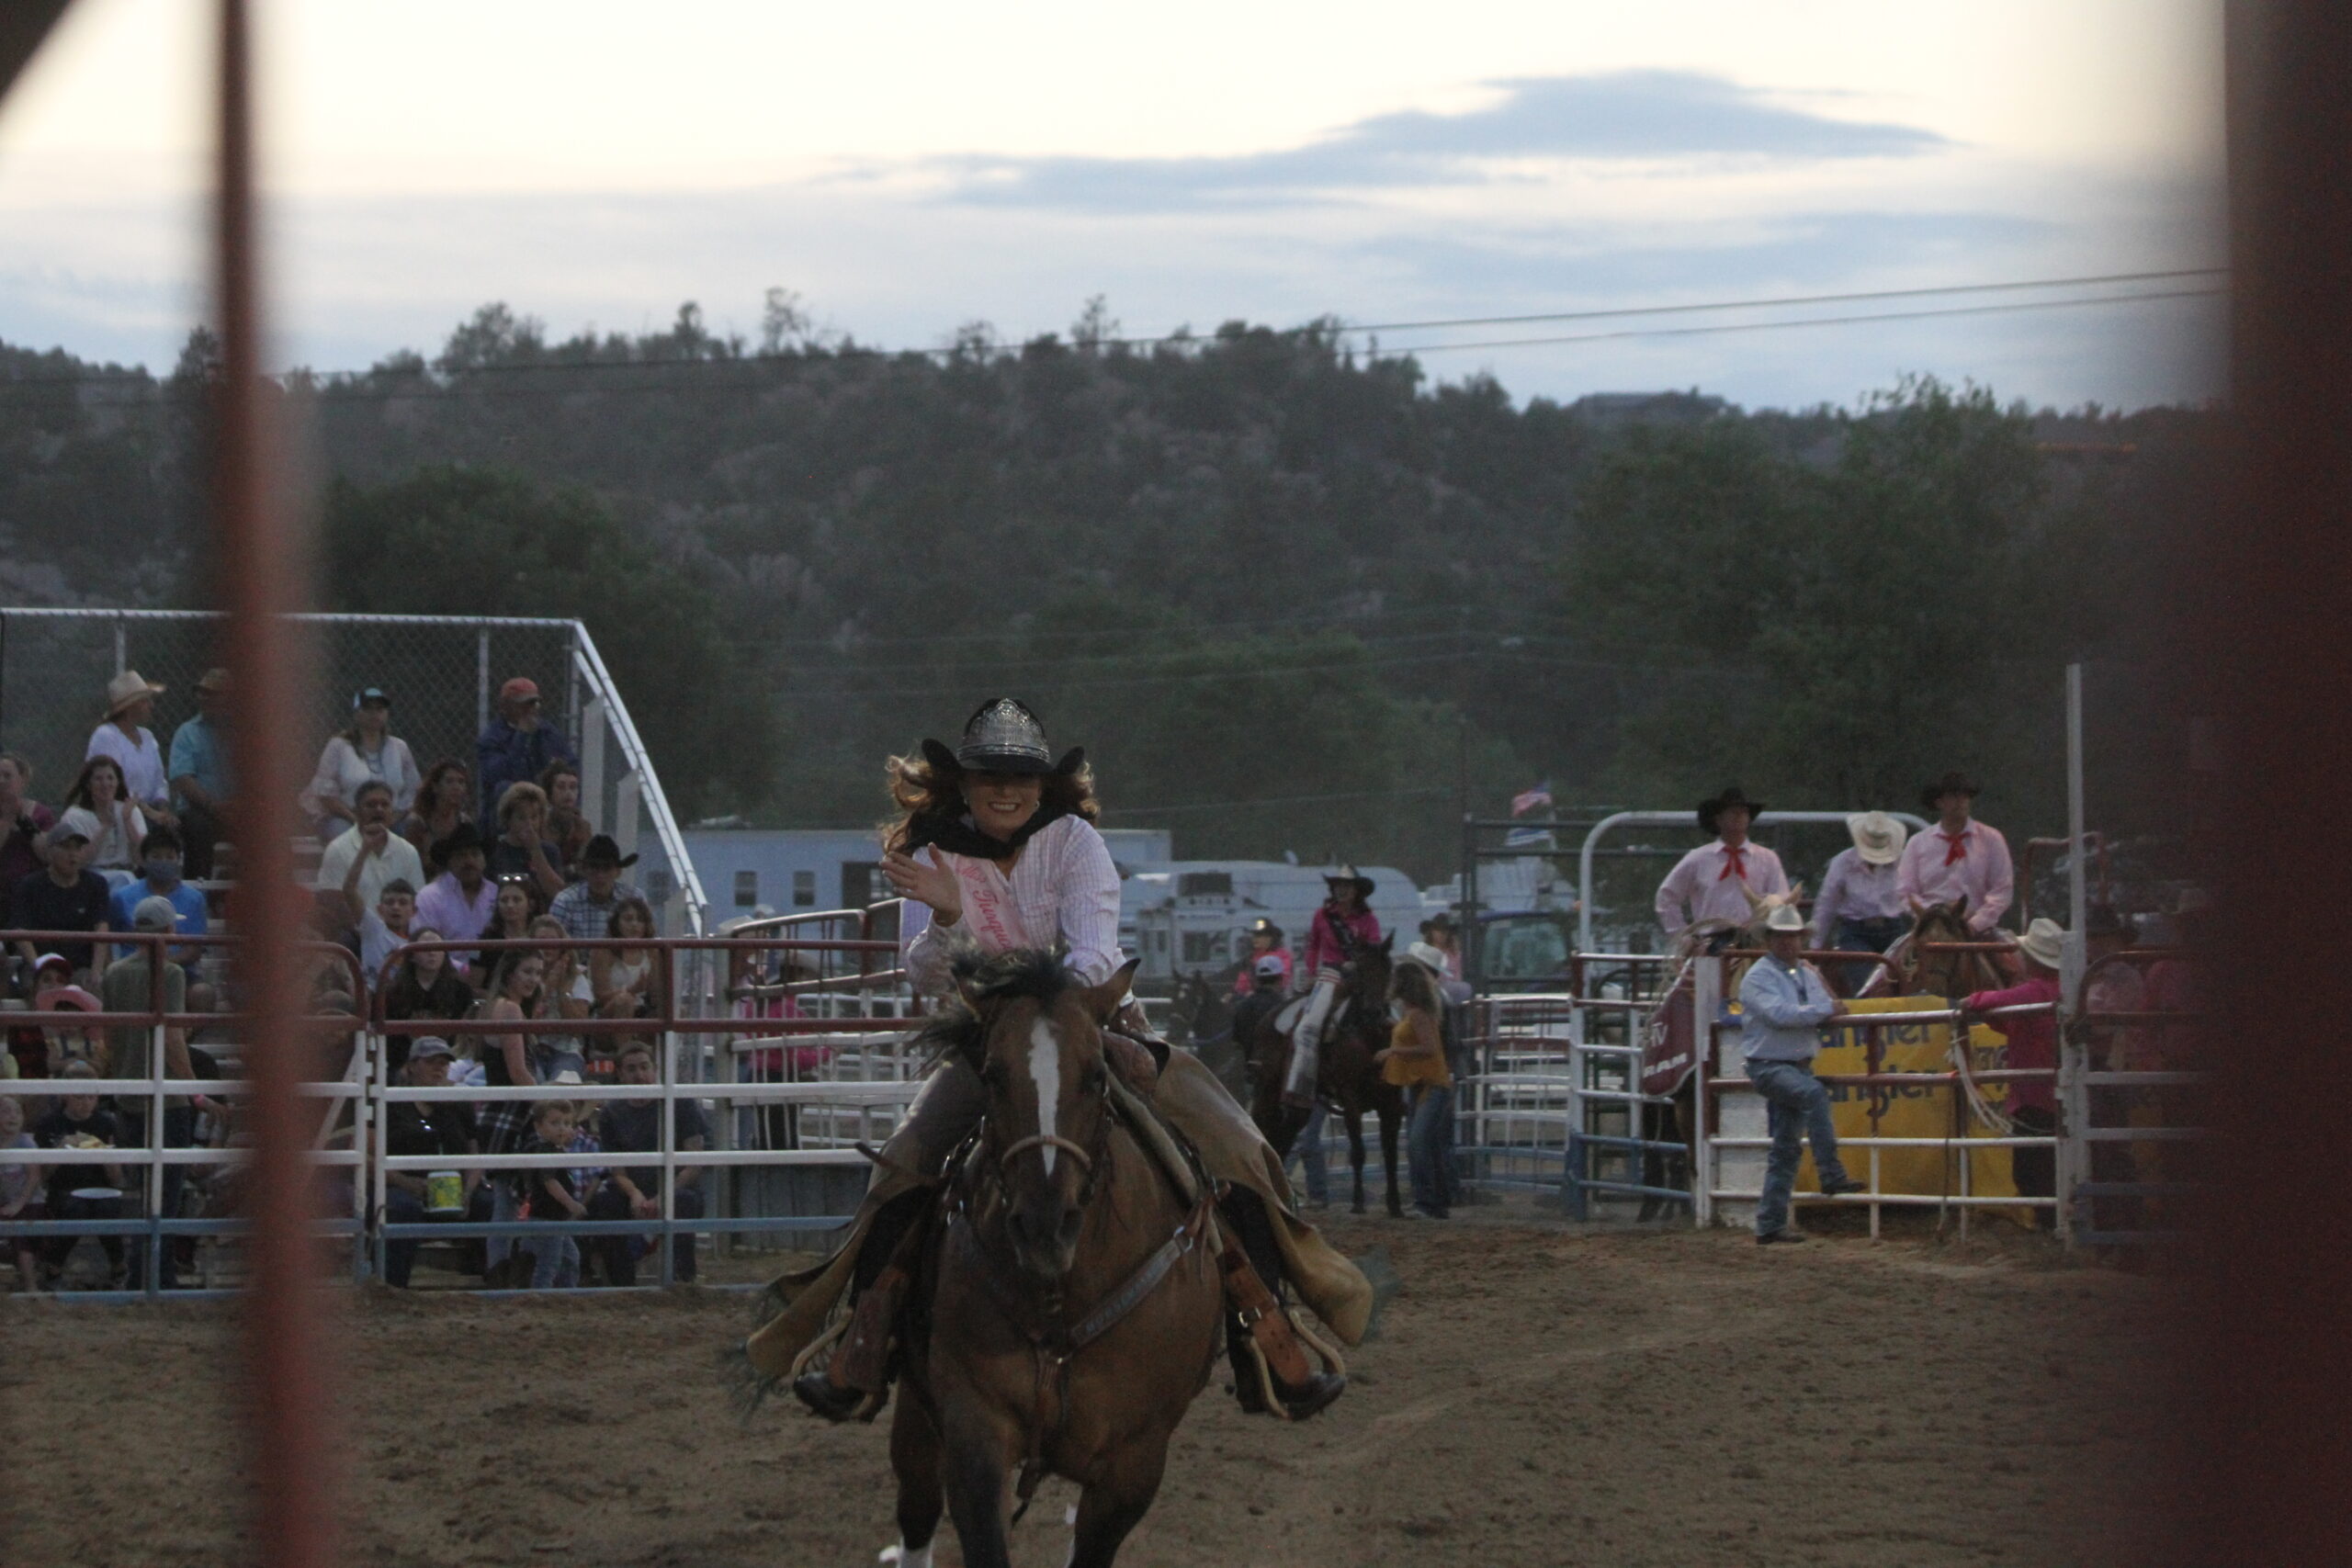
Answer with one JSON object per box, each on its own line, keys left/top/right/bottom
{"left": 522, "top": 1099, "right": 589, "bottom": 1289}
{"left": 35, "top": 1063, "right": 127, "bottom": 1287}
{"left": 0, "top": 1095, "right": 42, "bottom": 1291}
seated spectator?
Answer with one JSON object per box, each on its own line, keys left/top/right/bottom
{"left": 316, "top": 781, "right": 427, "bottom": 914}
{"left": 342, "top": 877, "right": 418, "bottom": 1003}
{"left": 0, "top": 1093, "right": 43, "bottom": 1292}
{"left": 548, "top": 835, "right": 647, "bottom": 942}
{"left": 518, "top": 1098, "right": 589, "bottom": 1290}
{"left": 36, "top": 1061, "right": 127, "bottom": 1289}
{"left": 26, "top": 952, "right": 102, "bottom": 1077}
{"left": 62, "top": 757, "right": 150, "bottom": 882}
{"left": 104, "top": 897, "right": 197, "bottom": 1290}
{"left": 379, "top": 1037, "right": 479, "bottom": 1289}
{"left": 487, "top": 874, "right": 540, "bottom": 950}
{"left": 85, "top": 670, "right": 175, "bottom": 827}
{"left": 476, "top": 950, "right": 554, "bottom": 1157}
{"left": 476, "top": 676, "right": 575, "bottom": 825}
{"left": 167, "top": 668, "right": 233, "bottom": 879}
{"left": 539, "top": 761, "right": 594, "bottom": 880}
{"left": 107, "top": 826, "right": 209, "bottom": 966}
{"left": 302, "top": 688, "right": 422, "bottom": 835}
{"left": 592, "top": 897, "right": 662, "bottom": 1022}
{"left": 380, "top": 929, "right": 475, "bottom": 1077}
{"left": 11, "top": 818, "right": 111, "bottom": 980}
{"left": 414, "top": 823, "right": 496, "bottom": 972}
{"left": 0, "top": 751, "right": 58, "bottom": 927}
{"left": 585, "top": 1040, "right": 707, "bottom": 1285}
{"left": 399, "top": 759, "right": 474, "bottom": 863}
{"left": 488, "top": 782, "right": 565, "bottom": 902}
{"left": 530, "top": 915, "right": 594, "bottom": 1081}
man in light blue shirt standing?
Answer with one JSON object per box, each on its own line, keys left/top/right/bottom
{"left": 1738, "top": 904, "right": 1867, "bottom": 1244}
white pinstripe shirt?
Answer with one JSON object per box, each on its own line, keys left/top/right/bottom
{"left": 900, "top": 815, "right": 1125, "bottom": 997}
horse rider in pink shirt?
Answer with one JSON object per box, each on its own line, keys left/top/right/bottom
{"left": 1895, "top": 771, "right": 2014, "bottom": 935}
{"left": 1655, "top": 787, "right": 1790, "bottom": 948}
{"left": 1284, "top": 867, "right": 1384, "bottom": 1107}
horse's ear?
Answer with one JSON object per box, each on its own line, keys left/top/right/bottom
{"left": 1383, "top": 931, "right": 1396, "bottom": 953}
{"left": 1080, "top": 958, "right": 1142, "bottom": 1025}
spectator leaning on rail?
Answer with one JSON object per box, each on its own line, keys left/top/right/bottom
{"left": 1739, "top": 903, "right": 1867, "bottom": 1245}
{"left": 0, "top": 751, "right": 56, "bottom": 928}
{"left": 548, "top": 834, "right": 645, "bottom": 942}
{"left": 1897, "top": 771, "right": 2015, "bottom": 935}
{"left": 166, "top": 667, "right": 233, "bottom": 879}
{"left": 585, "top": 1039, "right": 708, "bottom": 1286}
{"left": 103, "top": 896, "right": 197, "bottom": 1290}
{"left": 301, "top": 687, "right": 421, "bottom": 836}
{"left": 379, "top": 1036, "right": 480, "bottom": 1289}
{"left": 476, "top": 677, "right": 576, "bottom": 826}
{"left": 12, "top": 815, "right": 110, "bottom": 980}
{"left": 1959, "top": 917, "right": 2065, "bottom": 1227}
{"left": 1813, "top": 811, "right": 1911, "bottom": 991}
{"left": 1656, "top": 787, "right": 1790, "bottom": 946}
{"left": 85, "top": 670, "right": 175, "bottom": 827}
{"left": 317, "top": 781, "right": 427, "bottom": 916}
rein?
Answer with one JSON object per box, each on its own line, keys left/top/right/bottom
{"left": 998, "top": 1133, "right": 1095, "bottom": 1175}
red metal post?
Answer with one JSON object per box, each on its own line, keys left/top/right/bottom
{"left": 212, "top": 2, "right": 334, "bottom": 1564}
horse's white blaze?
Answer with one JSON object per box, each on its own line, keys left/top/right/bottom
{"left": 1028, "top": 1017, "right": 1063, "bottom": 1175}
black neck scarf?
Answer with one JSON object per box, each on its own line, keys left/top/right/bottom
{"left": 903, "top": 804, "right": 1067, "bottom": 863}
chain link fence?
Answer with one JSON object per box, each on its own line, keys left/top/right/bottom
{"left": 0, "top": 609, "right": 706, "bottom": 930}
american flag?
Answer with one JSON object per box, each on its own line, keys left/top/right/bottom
{"left": 1510, "top": 781, "right": 1554, "bottom": 817}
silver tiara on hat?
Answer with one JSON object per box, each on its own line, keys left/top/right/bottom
{"left": 956, "top": 697, "right": 1053, "bottom": 773}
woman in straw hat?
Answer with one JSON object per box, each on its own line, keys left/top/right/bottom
{"left": 745, "top": 698, "right": 1364, "bottom": 1427}
{"left": 1959, "top": 916, "right": 2066, "bottom": 1225}
{"left": 1813, "top": 810, "right": 1911, "bottom": 992}
{"left": 85, "top": 671, "right": 175, "bottom": 827}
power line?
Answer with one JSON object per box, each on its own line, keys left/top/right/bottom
{"left": 1369, "top": 287, "right": 2223, "bottom": 358}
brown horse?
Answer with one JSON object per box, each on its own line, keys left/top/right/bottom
{"left": 888, "top": 950, "right": 1224, "bottom": 1568}
{"left": 1248, "top": 935, "right": 1405, "bottom": 1217}
{"left": 1880, "top": 897, "right": 2015, "bottom": 998}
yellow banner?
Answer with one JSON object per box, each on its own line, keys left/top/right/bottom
{"left": 1803, "top": 995, "right": 2029, "bottom": 1223}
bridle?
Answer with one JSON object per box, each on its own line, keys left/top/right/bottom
{"left": 997, "top": 1132, "right": 1097, "bottom": 1177}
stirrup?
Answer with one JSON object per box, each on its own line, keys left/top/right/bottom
{"left": 1237, "top": 1308, "right": 1348, "bottom": 1421}
{"left": 786, "top": 1311, "right": 888, "bottom": 1424}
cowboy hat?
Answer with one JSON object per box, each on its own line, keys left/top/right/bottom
{"left": 430, "top": 821, "right": 488, "bottom": 863}
{"left": 2017, "top": 917, "right": 2065, "bottom": 970}
{"left": 105, "top": 670, "right": 164, "bottom": 716}
{"left": 1245, "top": 916, "right": 1284, "bottom": 941}
{"left": 921, "top": 697, "right": 1084, "bottom": 778}
{"left": 1762, "top": 903, "right": 1807, "bottom": 935}
{"left": 194, "top": 667, "right": 231, "bottom": 694}
{"left": 1698, "top": 786, "right": 1765, "bottom": 836}
{"left": 1406, "top": 940, "right": 1452, "bottom": 974}
{"left": 1846, "top": 810, "right": 1905, "bottom": 866}
{"left": 579, "top": 832, "right": 638, "bottom": 870}
{"left": 1322, "top": 863, "right": 1376, "bottom": 898}
{"left": 1921, "top": 771, "right": 1980, "bottom": 810}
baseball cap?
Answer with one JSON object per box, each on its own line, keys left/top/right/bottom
{"left": 407, "top": 1036, "right": 456, "bottom": 1061}
{"left": 132, "top": 896, "right": 181, "bottom": 931}
{"left": 498, "top": 677, "right": 541, "bottom": 704}
{"left": 353, "top": 686, "right": 391, "bottom": 708}
{"left": 1254, "top": 953, "right": 1286, "bottom": 977}
{"left": 52, "top": 806, "right": 98, "bottom": 844}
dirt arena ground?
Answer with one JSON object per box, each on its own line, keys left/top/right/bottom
{"left": 1, "top": 1203, "right": 2176, "bottom": 1567}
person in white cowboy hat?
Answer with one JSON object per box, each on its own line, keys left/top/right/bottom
{"left": 1959, "top": 916, "right": 2066, "bottom": 1225}
{"left": 85, "top": 670, "right": 175, "bottom": 826}
{"left": 1812, "top": 810, "right": 1912, "bottom": 991}
{"left": 1738, "top": 903, "right": 1866, "bottom": 1244}
{"left": 1655, "top": 786, "right": 1790, "bottom": 943}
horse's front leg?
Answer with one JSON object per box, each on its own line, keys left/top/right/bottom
{"left": 1380, "top": 1096, "right": 1403, "bottom": 1217}
{"left": 1069, "top": 1430, "right": 1174, "bottom": 1568}
{"left": 938, "top": 1408, "right": 1020, "bottom": 1568}
{"left": 887, "top": 1388, "right": 944, "bottom": 1567}
{"left": 1344, "top": 1104, "right": 1369, "bottom": 1214}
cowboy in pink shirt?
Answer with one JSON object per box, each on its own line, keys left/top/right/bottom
{"left": 1895, "top": 771, "right": 2014, "bottom": 934}
{"left": 1654, "top": 786, "right": 1790, "bottom": 941}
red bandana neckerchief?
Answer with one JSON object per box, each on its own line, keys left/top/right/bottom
{"left": 1717, "top": 841, "right": 1748, "bottom": 882}
{"left": 1939, "top": 829, "right": 1971, "bottom": 867}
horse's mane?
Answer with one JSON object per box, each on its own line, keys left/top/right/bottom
{"left": 912, "top": 943, "right": 1077, "bottom": 1066}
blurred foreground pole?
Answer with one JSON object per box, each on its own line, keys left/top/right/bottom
{"left": 213, "top": 2, "right": 334, "bottom": 1565}
{"left": 2183, "top": 3, "right": 2352, "bottom": 1558}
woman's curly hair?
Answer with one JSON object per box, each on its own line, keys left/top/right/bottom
{"left": 880, "top": 749, "right": 1098, "bottom": 854}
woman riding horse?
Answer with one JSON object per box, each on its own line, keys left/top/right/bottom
{"left": 747, "top": 698, "right": 1367, "bottom": 1424}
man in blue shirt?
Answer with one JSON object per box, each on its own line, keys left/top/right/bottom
{"left": 168, "top": 667, "right": 234, "bottom": 879}
{"left": 475, "top": 676, "right": 576, "bottom": 823}
{"left": 108, "top": 825, "right": 209, "bottom": 969}
{"left": 1737, "top": 904, "right": 1866, "bottom": 1244}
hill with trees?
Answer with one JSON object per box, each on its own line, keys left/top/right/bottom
{"left": 0, "top": 301, "right": 2210, "bottom": 878}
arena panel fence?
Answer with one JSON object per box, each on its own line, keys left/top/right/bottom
{"left": 0, "top": 607, "right": 707, "bottom": 933}
{"left": 1, "top": 929, "right": 925, "bottom": 1294}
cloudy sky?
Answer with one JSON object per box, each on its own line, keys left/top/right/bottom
{"left": 0, "top": 0, "right": 2224, "bottom": 411}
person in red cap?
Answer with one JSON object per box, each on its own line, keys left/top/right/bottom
{"left": 475, "top": 676, "right": 576, "bottom": 825}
